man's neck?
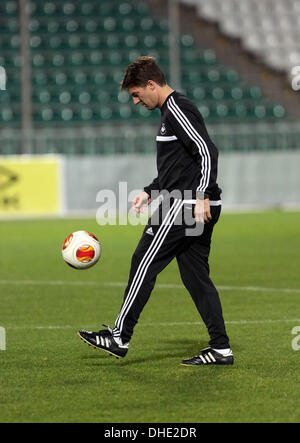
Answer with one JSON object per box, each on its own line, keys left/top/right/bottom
{"left": 158, "top": 85, "right": 175, "bottom": 109}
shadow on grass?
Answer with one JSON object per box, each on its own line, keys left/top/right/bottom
{"left": 78, "top": 338, "right": 209, "bottom": 366}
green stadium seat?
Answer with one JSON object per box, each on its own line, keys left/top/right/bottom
{"left": 106, "top": 34, "right": 121, "bottom": 49}
{"left": 95, "top": 90, "right": 110, "bottom": 104}
{"left": 121, "top": 17, "right": 137, "bottom": 32}
{"left": 65, "top": 19, "right": 79, "bottom": 33}
{"left": 135, "top": 2, "right": 150, "bottom": 16}
{"left": 181, "top": 34, "right": 195, "bottom": 48}
{"left": 83, "top": 19, "right": 98, "bottom": 33}
{"left": 119, "top": 2, "right": 133, "bottom": 16}
{"left": 107, "top": 51, "right": 123, "bottom": 66}
{"left": 118, "top": 104, "right": 133, "bottom": 119}
{"left": 140, "top": 17, "right": 154, "bottom": 31}
{"left": 198, "top": 105, "right": 210, "bottom": 119}
{"left": 36, "top": 90, "right": 52, "bottom": 104}
{"left": 247, "top": 86, "right": 262, "bottom": 100}
{"left": 181, "top": 49, "right": 198, "bottom": 65}
{"left": 215, "top": 103, "right": 230, "bottom": 118}
{"left": 0, "top": 90, "right": 10, "bottom": 104}
{"left": 0, "top": 34, "right": 19, "bottom": 49}
{"left": 143, "top": 34, "right": 159, "bottom": 49}
{"left": 80, "top": 107, "right": 94, "bottom": 121}
{"left": 103, "top": 17, "right": 118, "bottom": 32}
{"left": 62, "top": 2, "right": 77, "bottom": 15}
{"left": 3, "top": 1, "right": 18, "bottom": 15}
{"left": 59, "top": 91, "right": 72, "bottom": 105}
{"left": 61, "top": 107, "right": 74, "bottom": 122}
{"left": 272, "top": 105, "right": 286, "bottom": 119}
{"left": 224, "top": 69, "right": 240, "bottom": 83}
{"left": 98, "top": 2, "right": 116, "bottom": 16}
{"left": 127, "top": 49, "right": 143, "bottom": 63}
{"left": 42, "top": 2, "right": 57, "bottom": 16}
{"left": 78, "top": 91, "right": 91, "bottom": 105}
{"left": 1, "top": 107, "right": 14, "bottom": 122}
{"left": 73, "top": 71, "right": 88, "bottom": 85}
{"left": 0, "top": 18, "right": 18, "bottom": 33}
{"left": 254, "top": 104, "right": 267, "bottom": 119}
{"left": 182, "top": 70, "right": 202, "bottom": 84}
{"left": 211, "top": 87, "right": 225, "bottom": 100}
{"left": 202, "top": 49, "right": 217, "bottom": 65}
{"left": 47, "top": 20, "right": 60, "bottom": 33}
{"left": 98, "top": 105, "right": 113, "bottom": 120}
{"left": 28, "top": 18, "right": 40, "bottom": 33}
{"left": 32, "top": 70, "right": 47, "bottom": 86}
{"left": 80, "top": 3, "right": 96, "bottom": 16}
{"left": 206, "top": 68, "right": 222, "bottom": 83}
{"left": 117, "top": 91, "right": 130, "bottom": 104}
{"left": 111, "top": 69, "right": 124, "bottom": 85}
{"left": 52, "top": 53, "right": 66, "bottom": 67}
{"left": 32, "top": 53, "right": 46, "bottom": 68}
{"left": 230, "top": 86, "right": 244, "bottom": 100}
{"left": 190, "top": 86, "right": 207, "bottom": 101}
{"left": 233, "top": 103, "right": 248, "bottom": 119}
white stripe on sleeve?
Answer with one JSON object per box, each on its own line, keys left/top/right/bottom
{"left": 167, "top": 96, "right": 211, "bottom": 193}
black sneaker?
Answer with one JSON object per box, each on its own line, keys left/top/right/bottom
{"left": 181, "top": 347, "right": 234, "bottom": 366}
{"left": 78, "top": 324, "right": 128, "bottom": 359}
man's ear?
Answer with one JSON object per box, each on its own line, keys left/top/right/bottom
{"left": 148, "top": 80, "right": 156, "bottom": 90}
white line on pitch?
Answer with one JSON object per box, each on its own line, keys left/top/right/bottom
{"left": 0, "top": 279, "right": 300, "bottom": 294}
{"left": 5, "top": 318, "right": 300, "bottom": 330}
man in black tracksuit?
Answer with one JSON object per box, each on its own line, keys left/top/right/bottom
{"left": 79, "top": 57, "right": 233, "bottom": 366}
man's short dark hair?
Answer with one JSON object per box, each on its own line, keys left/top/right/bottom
{"left": 121, "top": 56, "right": 167, "bottom": 90}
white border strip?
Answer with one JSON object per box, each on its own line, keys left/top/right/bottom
{"left": 4, "top": 318, "right": 300, "bottom": 331}
{"left": 0, "top": 279, "right": 300, "bottom": 294}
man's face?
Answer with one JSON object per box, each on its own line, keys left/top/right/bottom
{"left": 128, "top": 82, "right": 158, "bottom": 110}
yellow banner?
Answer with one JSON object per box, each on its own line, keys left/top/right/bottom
{"left": 0, "top": 156, "right": 61, "bottom": 216}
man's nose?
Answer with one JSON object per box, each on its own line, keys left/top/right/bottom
{"left": 133, "top": 97, "right": 140, "bottom": 105}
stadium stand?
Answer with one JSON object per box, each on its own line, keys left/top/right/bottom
{"left": 181, "top": 0, "right": 300, "bottom": 76}
{"left": 0, "top": 0, "right": 299, "bottom": 154}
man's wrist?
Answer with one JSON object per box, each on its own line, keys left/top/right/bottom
{"left": 196, "top": 191, "right": 210, "bottom": 200}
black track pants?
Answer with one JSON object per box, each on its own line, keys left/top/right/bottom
{"left": 113, "top": 198, "right": 230, "bottom": 349}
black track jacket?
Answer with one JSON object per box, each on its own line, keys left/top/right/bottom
{"left": 144, "top": 91, "right": 222, "bottom": 201}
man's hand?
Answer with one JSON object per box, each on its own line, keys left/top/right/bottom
{"left": 194, "top": 198, "right": 212, "bottom": 224}
{"left": 132, "top": 191, "right": 151, "bottom": 213}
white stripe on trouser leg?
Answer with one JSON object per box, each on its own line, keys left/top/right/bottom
{"left": 118, "top": 200, "right": 184, "bottom": 335}
{"left": 114, "top": 199, "right": 181, "bottom": 331}
{"left": 115, "top": 199, "right": 183, "bottom": 333}
{"left": 115, "top": 200, "right": 184, "bottom": 335}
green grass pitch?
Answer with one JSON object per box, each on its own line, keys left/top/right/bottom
{"left": 0, "top": 210, "right": 300, "bottom": 423}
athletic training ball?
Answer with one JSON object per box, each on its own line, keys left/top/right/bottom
{"left": 62, "top": 230, "right": 101, "bottom": 269}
